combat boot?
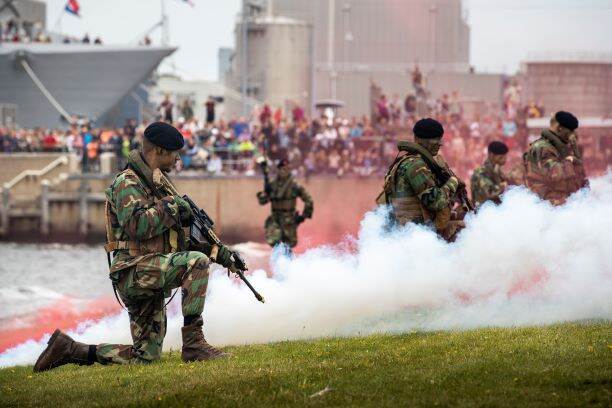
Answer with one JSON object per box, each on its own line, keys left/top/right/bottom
{"left": 33, "top": 329, "right": 95, "bottom": 372}
{"left": 181, "top": 316, "right": 229, "bottom": 362}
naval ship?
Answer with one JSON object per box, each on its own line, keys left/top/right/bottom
{"left": 0, "top": 0, "right": 175, "bottom": 128}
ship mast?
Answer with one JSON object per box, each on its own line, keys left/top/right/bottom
{"left": 161, "top": 0, "right": 170, "bottom": 46}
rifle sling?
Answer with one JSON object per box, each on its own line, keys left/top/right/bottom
{"left": 127, "top": 150, "right": 165, "bottom": 199}
{"left": 397, "top": 141, "right": 448, "bottom": 186}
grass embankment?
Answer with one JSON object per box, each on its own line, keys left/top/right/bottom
{"left": 0, "top": 322, "right": 610, "bottom": 407}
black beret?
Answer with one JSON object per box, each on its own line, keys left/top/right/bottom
{"left": 144, "top": 122, "right": 184, "bottom": 151}
{"left": 413, "top": 118, "right": 444, "bottom": 139}
{"left": 555, "top": 111, "right": 579, "bottom": 131}
{"left": 488, "top": 141, "right": 509, "bottom": 155}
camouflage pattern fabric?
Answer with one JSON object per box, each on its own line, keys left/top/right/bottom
{"left": 470, "top": 160, "right": 506, "bottom": 207}
{"left": 524, "top": 130, "right": 587, "bottom": 205}
{"left": 99, "top": 151, "right": 211, "bottom": 364}
{"left": 257, "top": 175, "right": 313, "bottom": 248}
{"left": 391, "top": 153, "right": 458, "bottom": 224}
{"left": 106, "top": 157, "right": 189, "bottom": 273}
{"left": 97, "top": 251, "right": 209, "bottom": 364}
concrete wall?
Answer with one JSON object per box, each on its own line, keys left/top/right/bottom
{"left": 524, "top": 61, "right": 612, "bottom": 118}
{"left": 0, "top": 153, "right": 381, "bottom": 246}
{"left": 40, "top": 175, "right": 381, "bottom": 248}
{"left": 0, "top": 153, "right": 67, "bottom": 185}
{"left": 322, "top": 70, "right": 503, "bottom": 118}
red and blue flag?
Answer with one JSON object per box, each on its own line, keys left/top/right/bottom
{"left": 65, "top": 0, "right": 81, "bottom": 17}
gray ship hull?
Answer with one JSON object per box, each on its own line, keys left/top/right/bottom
{"left": 0, "top": 43, "right": 175, "bottom": 128}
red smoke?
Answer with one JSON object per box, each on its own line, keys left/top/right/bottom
{"left": 0, "top": 297, "right": 121, "bottom": 353}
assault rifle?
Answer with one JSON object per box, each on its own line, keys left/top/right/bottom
{"left": 152, "top": 168, "right": 264, "bottom": 303}
{"left": 256, "top": 156, "right": 272, "bottom": 196}
{"left": 182, "top": 195, "right": 265, "bottom": 303}
{"left": 440, "top": 168, "right": 475, "bottom": 213}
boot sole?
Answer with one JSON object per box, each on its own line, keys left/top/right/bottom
{"left": 182, "top": 352, "right": 230, "bottom": 362}
{"left": 33, "top": 329, "right": 61, "bottom": 373}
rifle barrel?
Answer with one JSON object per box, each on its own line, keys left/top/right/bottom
{"left": 236, "top": 270, "right": 265, "bottom": 303}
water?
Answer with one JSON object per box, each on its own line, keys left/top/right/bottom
{"left": 0, "top": 243, "right": 111, "bottom": 323}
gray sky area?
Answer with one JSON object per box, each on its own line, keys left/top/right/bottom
{"left": 45, "top": 0, "right": 612, "bottom": 81}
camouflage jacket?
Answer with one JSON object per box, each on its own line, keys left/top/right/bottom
{"left": 257, "top": 175, "right": 313, "bottom": 219}
{"left": 470, "top": 159, "right": 506, "bottom": 206}
{"left": 384, "top": 148, "right": 458, "bottom": 226}
{"left": 105, "top": 150, "right": 187, "bottom": 273}
{"left": 524, "top": 130, "right": 586, "bottom": 202}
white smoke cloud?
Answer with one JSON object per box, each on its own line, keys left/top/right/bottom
{"left": 2, "top": 175, "right": 612, "bottom": 368}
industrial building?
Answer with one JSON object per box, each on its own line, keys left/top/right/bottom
{"left": 521, "top": 53, "right": 612, "bottom": 119}
{"left": 223, "top": 0, "right": 504, "bottom": 117}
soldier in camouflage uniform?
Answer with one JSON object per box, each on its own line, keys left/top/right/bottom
{"left": 257, "top": 159, "right": 313, "bottom": 249}
{"left": 378, "top": 118, "right": 466, "bottom": 241}
{"left": 524, "top": 111, "right": 588, "bottom": 205}
{"left": 471, "top": 141, "right": 509, "bottom": 207}
{"left": 34, "top": 122, "right": 238, "bottom": 372}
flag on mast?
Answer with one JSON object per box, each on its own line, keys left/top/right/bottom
{"left": 64, "top": 0, "right": 81, "bottom": 17}
{"left": 181, "top": 0, "right": 195, "bottom": 7}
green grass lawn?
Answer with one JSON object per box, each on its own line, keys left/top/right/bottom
{"left": 1, "top": 322, "right": 610, "bottom": 407}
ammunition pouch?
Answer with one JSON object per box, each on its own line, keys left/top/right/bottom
{"left": 390, "top": 195, "right": 431, "bottom": 225}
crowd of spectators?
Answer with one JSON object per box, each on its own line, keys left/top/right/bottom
{"left": 1, "top": 18, "right": 106, "bottom": 45}
{"left": 0, "top": 19, "right": 51, "bottom": 43}
{"left": 1, "top": 81, "right": 610, "bottom": 180}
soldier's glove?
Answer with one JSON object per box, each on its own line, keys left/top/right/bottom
{"left": 215, "top": 244, "right": 234, "bottom": 269}
{"left": 174, "top": 196, "right": 194, "bottom": 225}
{"left": 257, "top": 191, "right": 269, "bottom": 204}
{"left": 294, "top": 214, "right": 306, "bottom": 224}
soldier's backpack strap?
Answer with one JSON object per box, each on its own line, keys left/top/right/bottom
{"left": 376, "top": 152, "right": 411, "bottom": 205}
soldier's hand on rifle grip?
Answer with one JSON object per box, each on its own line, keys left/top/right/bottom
{"left": 174, "top": 196, "right": 194, "bottom": 225}
{"left": 228, "top": 263, "right": 239, "bottom": 276}
{"left": 215, "top": 245, "right": 234, "bottom": 269}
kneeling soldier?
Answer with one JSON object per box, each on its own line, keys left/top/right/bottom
{"left": 34, "top": 122, "right": 239, "bottom": 372}
{"left": 471, "top": 141, "right": 509, "bottom": 207}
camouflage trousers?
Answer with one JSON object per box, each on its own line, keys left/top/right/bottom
{"left": 264, "top": 212, "right": 298, "bottom": 248}
{"left": 96, "top": 251, "right": 210, "bottom": 365}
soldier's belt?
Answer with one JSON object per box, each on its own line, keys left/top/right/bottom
{"left": 271, "top": 199, "right": 296, "bottom": 211}
{"left": 104, "top": 241, "right": 139, "bottom": 253}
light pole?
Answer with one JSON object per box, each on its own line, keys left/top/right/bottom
{"left": 428, "top": 3, "right": 438, "bottom": 72}
{"left": 342, "top": 1, "right": 353, "bottom": 68}
{"left": 328, "top": 0, "right": 337, "bottom": 99}
{"left": 241, "top": 0, "right": 249, "bottom": 116}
